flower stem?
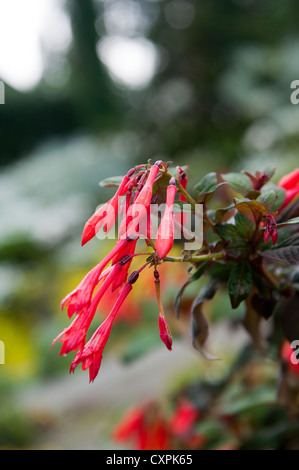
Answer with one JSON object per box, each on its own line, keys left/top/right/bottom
{"left": 165, "top": 251, "right": 224, "bottom": 264}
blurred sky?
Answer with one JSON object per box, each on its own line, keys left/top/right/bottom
{"left": 0, "top": 0, "right": 158, "bottom": 91}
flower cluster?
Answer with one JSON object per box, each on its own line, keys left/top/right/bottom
{"left": 52, "top": 161, "right": 188, "bottom": 382}
{"left": 112, "top": 400, "right": 204, "bottom": 450}
{"left": 53, "top": 162, "right": 299, "bottom": 384}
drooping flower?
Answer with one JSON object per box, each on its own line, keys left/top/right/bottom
{"left": 112, "top": 403, "right": 171, "bottom": 450}
{"left": 154, "top": 268, "right": 173, "bottom": 351}
{"left": 81, "top": 169, "right": 135, "bottom": 246}
{"left": 51, "top": 262, "right": 124, "bottom": 355}
{"left": 158, "top": 315, "right": 172, "bottom": 351}
{"left": 278, "top": 168, "right": 299, "bottom": 210}
{"left": 119, "top": 162, "right": 161, "bottom": 239}
{"left": 263, "top": 214, "right": 278, "bottom": 245}
{"left": 155, "top": 177, "right": 177, "bottom": 259}
{"left": 54, "top": 160, "right": 187, "bottom": 382}
{"left": 60, "top": 237, "right": 135, "bottom": 318}
{"left": 170, "top": 399, "right": 199, "bottom": 436}
{"left": 70, "top": 279, "right": 134, "bottom": 382}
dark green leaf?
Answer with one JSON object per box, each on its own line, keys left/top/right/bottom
{"left": 194, "top": 172, "right": 226, "bottom": 203}
{"left": 208, "top": 262, "right": 231, "bottom": 281}
{"left": 226, "top": 239, "right": 252, "bottom": 257}
{"left": 221, "top": 172, "right": 253, "bottom": 196}
{"left": 243, "top": 296, "right": 266, "bottom": 352}
{"left": 215, "top": 204, "right": 235, "bottom": 224}
{"left": 234, "top": 212, "right": 255, "bottom": 239}
{"left": 234, "top": 198, "right": 268, "bottom": 225}
{"left": 276, "top": 216, "right": 299, "bottom": 228}
{"left": 261, "top": 245, "right": 299, "bottom": 265}
{"left": 256, "top": 190, "right": 277, "bottom": 212}
{"left": 277, "top": 193, "right": 299, "bottom": 222}
{"left": 275, "top": 233, "right": 299, "bottom": 248}
{"left": 262, "top": 184, "right": 286, "bottom": 212}
{"left": 174, "top": 261, "right": 209, "bottom": 318}
{"left": 228, "top": 262, "right": 253, "bottom": 308}
{"left": 215, "top": 223, "right": 240, "bottom": 241}
{"left": 251, "top": 293, "right": 277, "bottom": 320}
{"left": 190, "top": 279, "right": 220, "bottom": 358}
{"left": 281, "top": 293, "right": 299, "bottom": 343}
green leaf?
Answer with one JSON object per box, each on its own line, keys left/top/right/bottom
{"left": 281, "top": 293, "right": 299, "bottom": 343}
{"left": 98, "top": 175, "right": 124, "bottom": 187}
{"left": 226, "top": 239, "right": 252, "bottom": 257}
{"left": 261, "top": 232, "right": 299, "bottom": 264}
{"left": 190, "top": 279, "right": 220, "bottom": 358}
{"left": 277, "top": 192, "right": 299, "bottom": 222}
{"left": 208, "top": 262, "right": 231, "bottom": 281}
{"left": 228, "top": 262, "right": 253, "bottom": 308}
{"left": 276, "top": 216, "right": 299, "bottom": 228}
{"left": 234, "top": 198, "right": 268, "bottom": 225}
{"left": 221, "top": 172, "right": 253, "bottom": 196}
{"left": 262, "top": 184, "right": 286, "bottom": 212}
{"left": 261, "top": 245, "right": 299, "bottom": 265}
{"left": 276, "top": 233, "right": 299, "bottom": 248}
{"left": 215, "top": 223, "right": 240, "bottom": 241}
{"left": 194, "top": 172, "right": 226, "bottom": 203}
{"left": 234, "top": 212, "right": 255, "bottom": 239}
{"left": 174, "top": 261, "right": 209, "bottom": 318}
{"left": 256, "top": 190, "right": 277, "bottom": 212}
{"left": 215, "top": 204, "right": 235, "bottom": 224}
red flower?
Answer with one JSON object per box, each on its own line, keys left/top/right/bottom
{"left": 51, "top": 263, "right": 123, "bottom": 355}
{"left": 263, "top": 214, "right": 278, "bottom": 245}
{"left": 60, "top": 238, "right": 134, "bottom": 318}
{"left": 70, "top": 280, "right": 133, "bottom": 382}
{"left": 170, "top": 400, "right": 199, "bottom": 436}
{"left": 113, "top": 404, "right": 171, "bottom": 450}
{"left": 119, "top": 162, "right": 161, "bottom": 239}
{"left": 281, "top": 340, "right": 299, "bottom": 376}
{"left": 81, "top": 170, "right": 134, "bottom": 246}
{"left": 155, "top": 178, "right": 177, "bottom": 259}
{"left": 278, "top": 168, "right": 299, "bottom": 210}
{"left": 54, "top": 161, "right": 189, "bottom": 381}
{"left": 158, "top": 315, "right": 172, "bottom": 351}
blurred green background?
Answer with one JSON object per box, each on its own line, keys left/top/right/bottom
{"left": 0, "top": 0, "right": 299, "bottom": 449}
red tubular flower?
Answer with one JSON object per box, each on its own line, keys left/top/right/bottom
{"left": 155, "top": 178, "right": 177, "bottom": 259}
{"left": 263, "top": 214, "right": 278, "bottom": 245}
{"left": 113, "top": 404, "right": 171, "bottom": 450}
{"left": 119, "top": 162, "right": 161, "bottom": 238}
{"left": 158, "top": 315, "right": 172, "bottom": 351}
{"left": 113, "top": 406, "right": 144, "bottom": 443}
{"left": 70, "top": 280, "right": 133, "bottom": 382}
{"left": 278, "top": 168, "right": 299, "bottom": 210}
{"left": 51, "top": 263, "right": 123, "bottom": 355}
{"left": 170, "top": 400, "right": 199, "bottom": 436}
{"left": 81, "top": 170, "right": 134, "bottom": 246}
{"left": 154, "top": 269, "right": 173, "bottom": 351}
{"left": 281, "top": 340, "right": 299, "bottom": 376}
{"left": 177, "top": 167, "right": 188, "bottom": 202}
{"left": 111, "top": 239, "right": 137, "bottom": 291}
{"left": 61, "top": 237, "right": 134, "bottom": 318}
